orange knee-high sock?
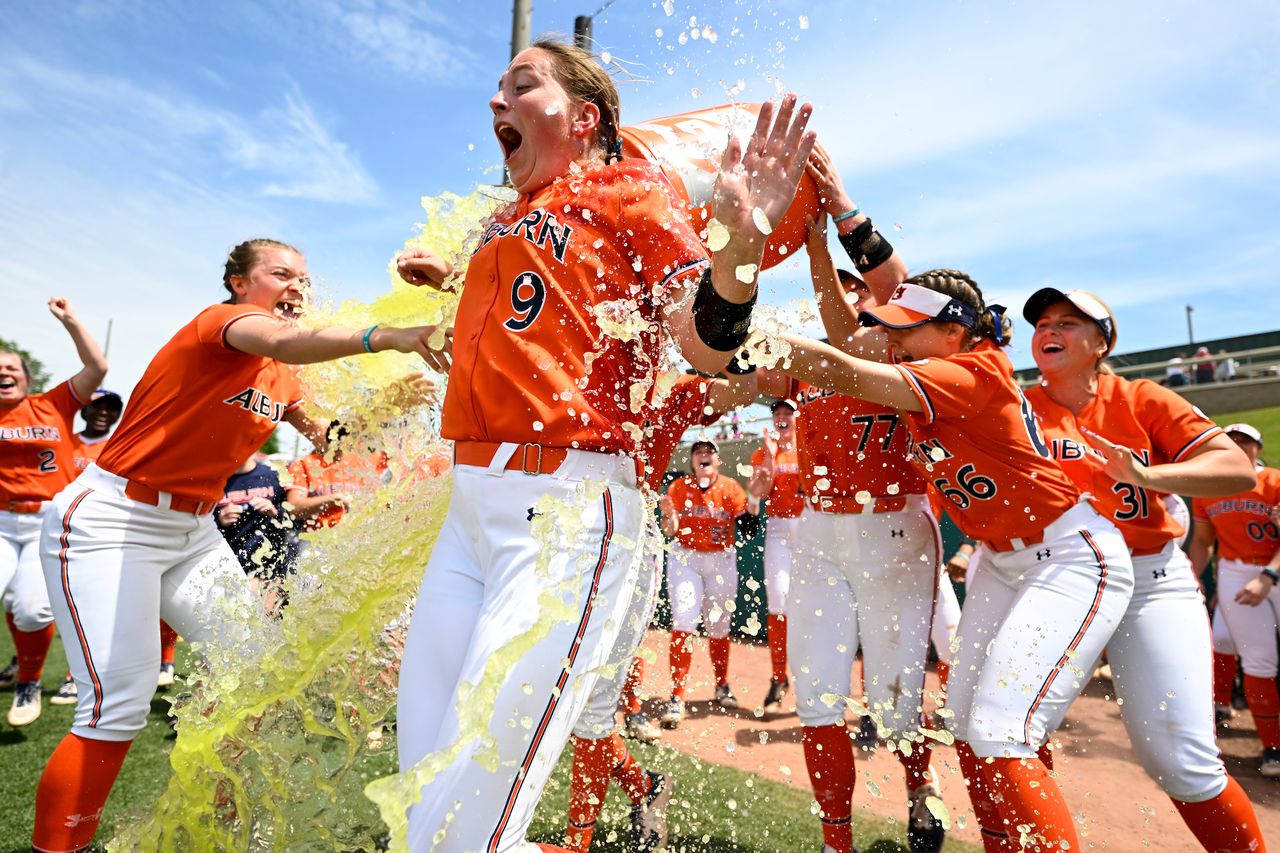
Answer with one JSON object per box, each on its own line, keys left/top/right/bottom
{"left": 709, "top": 637, "right": 731, "bottom": 687}
{"left": 802, "top": 724, "right": 856, "bottom": 853}
{"left": 1213, "top": 653, "right": 1237, "bottom": 707}
{"left": 936, "top": 659, "right": 950, "bottom": 692}
{"left": 622, "top": 656, "right": 644, "bottom": 715}
{"left": 609, "top": 733, "right": 652, "bottom": 803}
{"left": 897, "top": 741, "right": 935, "bottom": 791}
{"left": 955, "top": 741, "right": 1014, "bottom": 852}
{"left": 670, "top": 631, "right": 692, "bottom": 699}
{"left": 566, "top": 736, "right": 613, "bottom": 853}
{"left": 4, "top": 611, "right": 16, "bottom": 644}
{"left": 15, "top": 623, "right": 55, "bottom": 682}
{"left": 1037, "top": 743, "right": 1054, "bottom": 772}
{"left": 984, "top": 755, "right": 1079, "bottom": 852}
{"left": 767, "top": 613, "right": 788, "bottom": 682}
{"left": 1171, "top": 776, "right": 1265, "bottom": 853}
{"left": 1244, "top": 674, "right": 1280, "bottom": 749}
{"left": 159, "top": 621, "right": 179, "bottom": 666}
{"left": 33, "top": 733, "right": 133, "bottom": 853}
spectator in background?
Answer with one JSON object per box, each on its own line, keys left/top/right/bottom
{"left": 1167, "top": 353, "right": 1190, "bottom": 387}
{"left": 216, "top": 453, "right": 305, "bottom": 609}
{"left": 1195, "top": 346, "right": 1216, "bottom": 384}
{"left": 69, "top": 390, "right": 124, "bottom": 471}
{"left": 1216, "top": 349, "right": 1239, "bottom": 382}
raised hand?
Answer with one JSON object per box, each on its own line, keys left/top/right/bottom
{"left": 712, "top": 94, "right": 816, "bottom": 265}
{"left": 48, "top": 297, "right": 77, "bottom": 324}
{"left": 396, "top": 248, "right": 454, "bottom": 289}
{"left": 805, "top": 146, "right": 857, "bottom": 218}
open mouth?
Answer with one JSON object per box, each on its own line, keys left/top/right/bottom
{"left": 0, "top": 377, "right": 17, "bottom": 392}
{"left": 276, "top": 300, "right": 301, "bottom": 321}
{"left": 1041, "top": 342, "right": 1065, "bottom": 354}
{"left": 495, "top": 124, "right": 523, "bottom": 162}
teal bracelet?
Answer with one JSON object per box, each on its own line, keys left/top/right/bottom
{"left": 362, "top": 324, "right": 380, "bottom": 354}
{"left": 832, "top": 207, "right": 861, "bottom": 223}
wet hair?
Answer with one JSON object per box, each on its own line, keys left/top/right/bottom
{"left": 0, "top": 349, "right": 31, "bottom": 383}
{"left": 531, "top": 38, "right": 622, "bottom": 163}
{"left": 905, "top": 268, "right": 1012, "bottom": 347}
{"left": 222, "top": 238, "right": 301, "bottom": 301}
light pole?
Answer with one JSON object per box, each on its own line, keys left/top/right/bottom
{"left": 1186, "top": 305, "right": 1194, "bottom": 346}
{"left": 511, "top": 0, "right": 532, "bottom": 59}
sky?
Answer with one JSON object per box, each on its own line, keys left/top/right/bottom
{"left": 3, "top": 0, "right": 1279, "bottom": 416}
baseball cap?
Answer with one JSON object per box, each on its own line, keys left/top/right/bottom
{"left": 87, "top": 389, "right": 123, "bottom": 408}
{"left": 1223, "top": 423, "right": 1263, "bottom": 447}
{"left": 689, "top": 439, "right": 718, "bottom": 454}
{"left": 1022, "top": 288, "right": 1117, "bottom": 355}
{"left": 859, "top": 282, "right": 980, "bottom": 331}
{"left": 770, "top": 399, "right": 796, "bottom": 413}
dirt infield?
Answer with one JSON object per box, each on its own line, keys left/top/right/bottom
{"left": 629, "top": 629, "right": 1280, "bottom": 851}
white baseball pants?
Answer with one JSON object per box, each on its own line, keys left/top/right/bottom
{"left": 1212, "top": 605, "right": 1236, "bottom": 656}
{"left": 932, "top": 570, "right": 961, "bottom": 665}
{"left": 1, "top": 508, "right": 54, "bottom": 631}
{"left": 666, "top": 544, "right": 737, "bottom": 638}
{"left": 1216, "top": 557, "right": 1280, "bottom": 678}
{"left": 787, "top": 498, "right": 941, "bottom": 735}
{"left": 763, "top": 514, "right": 799, "bottom": 615}
{"left": 946, "top": 502, "right": 1134, "bottom": 758}
{"left": 39, "top": 464, "right": 261, "bottom": 741}
{"left": 397, "top": 449, "right": 644, "bottom": 853}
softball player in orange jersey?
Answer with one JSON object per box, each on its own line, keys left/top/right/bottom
{"left": 1190, "top": 424, "right": 1280, "bottom": 780}
{"left": 1024, "top": 288, "right": 1263, "bottom": 852}
{"left": 778, "top": 271, "right": 1135, "bottom": 853}
{"left": 391, "top": 38, "right": 814, "bottom": 852}
{"left": 30, "top": 239, "right": 446, "bottom": 853}
{"left": 1, "top": 299, "right": 107, "bottom": 728}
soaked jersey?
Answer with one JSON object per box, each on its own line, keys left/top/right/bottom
{"left": 895, "top": 342, "right": 1079, "bottom": 545}
{"left": 750, "top": 445, "right": 805, "bottom": 518}
{"left": 442, "top": 159, "right": 709, "bottom": 454}
{"left": 668, "top": 474, "right": 747, "bottom": 552}
{"left": 97, "top": 303, "right": 303, "bottom": 503}
{"left": 0, "top": 380, "right": 85, "bottom": 503}
{"left": 288, "top": 450, "right": 390, "bottom": 529}
{"left": 786, "top": 379, "right": 925, "bottom": 501}
{"left": 70, "top": 433, "right": 110, "bottom": 472}
{"left": 1193, "top": 467, "right": 1280, "bottom": 563}
{"left": 1027, "top": 375, "right": 1221, "bottom": 553}
{"left": 639, "top": 375, "right": 719, "bottom": 491}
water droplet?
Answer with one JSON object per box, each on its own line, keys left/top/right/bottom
{"left": 798, "top": 15, "right": 810, "bottom": 28}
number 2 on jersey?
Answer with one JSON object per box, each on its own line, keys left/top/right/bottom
{"left": 37, "top": 449, "right": 58, "bottom": 473}
{"left": 503, "top": 271, "right": 546, "bottom": 332}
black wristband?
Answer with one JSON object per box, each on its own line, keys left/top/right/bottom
{"left": 837, "top": 217, "right": 894, "bottom": 274}
{"left": 723, "top": 348, "right": 756, "bottom": 375}
{"left": 1262, "top": 567, "right": 1280, "bottom": 584}
{"left": 693, "top": 267, "right": 756, "bottom": 352}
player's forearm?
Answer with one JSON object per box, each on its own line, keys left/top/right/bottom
{"left": 1187, "top": 537, "right": 1214, "bottom": 574}
{"left": 808, "top": 247, "right": 863, "bottom": 352}
{"left": 779, "top": 334, "right": 922, "bottom": 412}
{"left": 835, "top": 215, "right": 907, "bottom": 306}
{"left": 288, "top": 494, "right": 337, "bottom": 519}
{"left": 61, "top": 315, "right": 108, "bottom": 398}
{"left": 1137, "top": 447, "right": 1256, "bottom": 497}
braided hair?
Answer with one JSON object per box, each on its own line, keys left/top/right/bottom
{"left": 222, "top": 238, "right": 301, "bottom": 302}
{"left": 905, "top": 268, "right": 1012, "bottom": 347}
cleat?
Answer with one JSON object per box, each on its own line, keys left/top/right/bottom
{"left": 1261, "top": 747, "right": 1280, "bottom": 779}
{"left": 714, "top": 683, "right": 739, "bottom": 710}
{"left": 630, "top": 770, "right": 674, "bottom": 851}
{"left": 0, "top": 656, "right": 17, "bottom": 689}
{"left": 907, "top": 777, "right": 947, "bottom": 853}
{"left": 7, "top": 680, "right": 42, "bottom": 727}
{"left": 762, "top": 678, "right": 789, "bottom": 716}
{"left": 49, "top": 675, "right": 78, "bottom": 706}
{"left": 625, "top": 711, "right": 662, "bottom": 744}
{"left": 660, "top": 697, "right": 684, "bottom": 728}
{"left": 1215, "top": 703, "right": 1236, "bottom": 726}
{"left": 855, "top": 714, "right": 879, "bottom": 751}
{"left": 156, "top": 662, "right": 175, "bottom": 688}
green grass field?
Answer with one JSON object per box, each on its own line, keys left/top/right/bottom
{"left": 0, "top": 634, "right": 977, "bottom": 852}
{"left": 1217, "top": 406, "right": 1280, "bottom": 460}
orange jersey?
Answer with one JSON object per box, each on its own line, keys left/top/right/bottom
{"left": 787, "top": 379, "right": 925, "bottom": 500}
{"left": 1027, "top": 375, "right": 1221, "bottom": 553}
{"left": 639, "top": 375, "right": 719, "bottom": 491}
{"left": 667, "top": 474, "right": 747, "bottom": 552}
{"left": 1193, "top": 467, "right": 1280, "bottom": 563}
{"left": 288, "top": 450, "right": 390, "bottom": 529}
{"left": 442, "top": 159, "right": 709, "bottom": 454}
{"left": 0, "top": 380, "right": 86, "bottom": 503}
{"left": 895, "top": 343, "right": 1079, "bottom": 545}
{"left": 97, "top": 303, "right": 303, "bottom": 503}
{"left": 70, "top": 433, "right": 111, "bottom": 472}
{"left": 750, "top": 446, "right": 805, "bottom": 518}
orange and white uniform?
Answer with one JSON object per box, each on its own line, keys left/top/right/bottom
{"left": 751, "top": 443, "right": 802, "bottom": 619}
{"left": 399, "top": 159, "right": 711, "bottom": 852}
{"left": 39, "top": 302, "right": 302, "bottom": 742}
{"left": 892, "top": 343, "right": 1134, "bottom": 758}
{"left": 1, "top": 380, "right": 87, "bottom": 633}
{"left": 70, "top": 433, "right": 110, "bottom": 472}
{"left": 783, "top": 378, "right": 942, "bottom": 738}
{"left": 1194, "top": 468, "right": 1280, "bottom": 680}
{"left": 288, "top": 450, "right": 390, "bottom": 529}
{"left": 665, "top": 473, "right": 747, "bottom": 639}
{"left": 1028, "top": 375, "right": 1232, "bottom": 802}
